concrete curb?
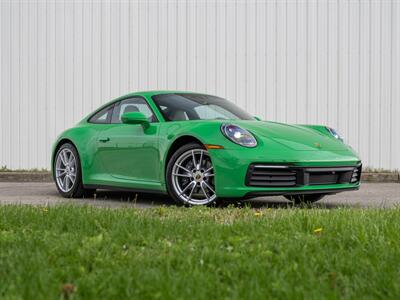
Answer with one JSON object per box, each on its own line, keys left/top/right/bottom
{"left": 361, "top": 172, "right": 400, "bottom": 183}
{"left": 0, "top": 171, "right": 399, "bottom": 183}
{"left": 0, "top": 172, "right": 53, "bottom": 182}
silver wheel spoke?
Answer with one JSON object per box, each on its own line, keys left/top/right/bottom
{"left": 176, "top": 163, "right": 191, "bottom": 174}
{"left": 60, "top": 151, "right": 67, "bottom": 166}
{"left": 203, "top": 180, "right": 215, "bottom": 194}
{"left": 62, "top": 175, "right": 67, "bottom": 189}
{"left": 191, "top": 150, "right": 197, "bottom": 169}
{"left": 56, "top": 171, "right": 66, "bottom": 178}
{"left": 204, "top": 173, "right": 214, "bottom": 177}
{"left": 68, "top": 152, "right": 74, "bottom": 164}
{"left": 204, "top": 166, "right": 213, "bottom": 173}
{"left": 63, "top": 151, "right": 69, "bottom": 166}
{"left": 69, "top": 157, "right": 76, "bottom": 168}
{"left": 69, "top": 174, "right": 76, "bottom": 183}
{"left": 188, "top": 182, "right": 197, "bottom": 199}
{"left": 200, "top": 182, "right": 209, "bottom": 200}
{"left": 172, "top": 172, "right": 192, "bottom": 178}
{"left": 179, "top": 181, "right": 196, "bottom": 196}
{"left": 198, "top": 151, "right": 203, "bottom": 169}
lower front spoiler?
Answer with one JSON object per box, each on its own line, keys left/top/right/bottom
{"left": 243, "top": 186, "right": 360, "bottom": 199}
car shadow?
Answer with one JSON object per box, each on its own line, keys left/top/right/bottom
{"left": 235, "top": 197, "right": 355, "bottom": 209}
{"left": 88, "top": 190, "right": 176, "bottom": 207}
{"left": 87, "top": 190, "right": 355, "bottom": 209}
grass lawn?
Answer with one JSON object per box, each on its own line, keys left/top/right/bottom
{"left": 1, "top": 205, "right": 399, "bottom": 299}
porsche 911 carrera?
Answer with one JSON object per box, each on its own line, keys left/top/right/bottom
{"left": 52, "top": 91, "right": 361, "bottom": 206}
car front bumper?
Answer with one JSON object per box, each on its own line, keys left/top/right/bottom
{"left": 209, "top": 148, "right": 361, "bottom": 198}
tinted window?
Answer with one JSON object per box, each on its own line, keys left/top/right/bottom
{"left": 152, "top": 93, "right": 254, "bottom": 121}
{"left": 111, "top": 97, "right": 157, "bottom": 124}
{"left": 88, "top": 105, "right": 113, "bottom": 124}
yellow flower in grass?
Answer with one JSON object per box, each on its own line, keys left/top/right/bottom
{"left": 254, "top": 210, "right": 262, "bottom": 217}
{"left": 313, "top": 227, "right": 323, "bottom": 234}
{"left": 42, "top": 207, "right": 49, "bottom": 213}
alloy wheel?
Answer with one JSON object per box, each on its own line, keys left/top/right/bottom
{"left": 55, "top": 148, "right": 77, "bottom": 193}
{"left": 171, "top": 149, "right": 216, "bottom": 205}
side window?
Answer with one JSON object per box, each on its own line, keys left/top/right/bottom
{"left": 111, "top": 98, "right": 157, "bottom": 124}
{"left": 88, "top": 105, "right": 113, "bottom": 124}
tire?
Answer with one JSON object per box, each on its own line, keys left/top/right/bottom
{"left": 166, "top": 143, "right": 217, "bottom": 206}
{"left": 284, "top": 194, "right": 325, "bottom": 204}
{"left": 53, "top": 143, "right": 95, "bottom": 198}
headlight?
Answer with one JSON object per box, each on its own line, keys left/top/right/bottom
{"left": 326, "top": 127, "right": 344, "bottom": 142}
{"left": 221, "top": 124, "right": 257, "bottom": 147}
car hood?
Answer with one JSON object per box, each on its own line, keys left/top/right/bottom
{"left": 231, "top": 120, "right": 349, "bottom": 151}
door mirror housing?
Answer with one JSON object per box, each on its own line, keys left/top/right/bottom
{"left": 121, "top": 112, "right": 150, "bottom": 128}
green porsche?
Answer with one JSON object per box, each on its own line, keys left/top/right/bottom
{"left": 52, "top": 91, "right": 361, "bottom": 206}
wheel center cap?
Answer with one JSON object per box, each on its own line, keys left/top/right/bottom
{"left": 193, "top": 171, "right": 203, "bottom": 183}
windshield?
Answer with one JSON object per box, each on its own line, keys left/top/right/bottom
{"left": 152, "top": 93, "right": 254, "bottom": 121}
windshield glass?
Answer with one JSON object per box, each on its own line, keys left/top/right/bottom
{"left": 152, "top": 93, "right": 254, "bottom": 121}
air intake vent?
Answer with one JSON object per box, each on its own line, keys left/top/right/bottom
{"left": 246, "top": 165, "right": 297, "bottom": 187}
{"left": 351, "top": 165, "right": 362, "bottom": 183}
{"left": 245, "top": 164, "right": 362, "bottom": 187}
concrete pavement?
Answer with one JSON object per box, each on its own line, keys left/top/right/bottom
{"left": 0, "top": 182, "right": 399, "bottom": 208}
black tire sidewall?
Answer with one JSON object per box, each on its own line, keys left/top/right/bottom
{"left": 166, "top": 143, "right": 217, "bottom": 206}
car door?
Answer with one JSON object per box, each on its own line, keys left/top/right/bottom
{"left": 96, "top": 97, "right": 161, "bottom": 188}
{"left": 85, "top": 103, "right": 115, "bottom": 182}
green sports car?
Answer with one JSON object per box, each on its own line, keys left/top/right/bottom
{"left": 52, "top": 91, "right": 361, "bottom": 206}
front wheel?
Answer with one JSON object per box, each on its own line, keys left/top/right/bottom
{"left": 53, "top": 143, "right": 95, "bottom": 198}
{"left": 284, "top": 194, "right": 325, "bottom": 204}
{"left": 166, "top": 143, "right": 217, "bottom": 206}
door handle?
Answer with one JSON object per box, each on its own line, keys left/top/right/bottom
{"left": 98, "top": 137, "right": 110, "bottom": 143}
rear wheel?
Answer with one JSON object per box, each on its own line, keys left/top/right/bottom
{"left": 284, "top": 194, "right": 325, "bottom": 204}
{"left": 166, "top": 143, "right": 217, "bottom": 206}
{"left": 53, "top": 143, "right": 95, "bottom": 198}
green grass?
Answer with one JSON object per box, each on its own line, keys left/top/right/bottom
{"left": 1, "top": 205, "right": 399, "bottom": 299}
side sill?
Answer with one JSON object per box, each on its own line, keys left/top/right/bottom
{"left": 83, "top": 184, "right": 168, "bottom": 195}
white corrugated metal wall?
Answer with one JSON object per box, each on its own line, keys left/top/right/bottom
{"left": 0, "top": 0, "right": 399, "bottom": 170}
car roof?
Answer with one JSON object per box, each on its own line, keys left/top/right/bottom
{"left": 118, "top": 90, "right": 208, "bottom": 99}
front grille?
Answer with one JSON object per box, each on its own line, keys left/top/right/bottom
{"left": 246, "top": 164, "right": 362, "bottom": 187}
{"left": 246, "top": 165, "right": 297, "bottom": 187}
{"left": 309, "top": 173, "right": 339, "bottom": 185}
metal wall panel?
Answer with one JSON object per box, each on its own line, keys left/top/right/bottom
{"left": 0, "top": 0, "right": 399, "bottom": 170}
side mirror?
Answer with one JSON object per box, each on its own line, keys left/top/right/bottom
{"left": 121, "top": 112, "right": 150, "bottom": 128}
{"left": 254, "top": 116, "right": 262, "bottom": 121}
